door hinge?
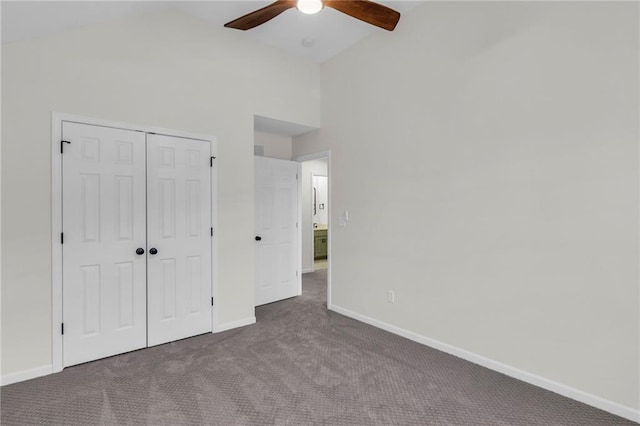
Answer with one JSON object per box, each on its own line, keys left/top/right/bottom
{"left": 60, "top": 140, "right": 71, "bottom": 154}
{"left": 296, "top": 173, "right": 298, "bottom": 180}
{"left": 211, "top": 297, "right": 214, "bottom": 306}
{"left": 296, "top": 271, "right": 299, "bottom": 277}
{"left": 61, "top": 233, "right": 64, "bottom": 244}
{"left": 296, "top": 222, "right": 298, "bottom": 228}
{"left": 210, "top": 156, "right": 216, "bottom": 167}
{"left": 61, "top": 323, "right": 64, "bottom": 335}
{"left": 211, "top": 227, "right": 214, "bottom": 236}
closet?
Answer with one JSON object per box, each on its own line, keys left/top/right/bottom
{"left": 61, "top": 121, "right": 213, "bottom": 367}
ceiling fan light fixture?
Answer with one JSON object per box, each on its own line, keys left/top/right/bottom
{"left": 297, "top": 0, "right": 323, "bottom": 15}
{"left": 224, "top": 0, "right": 400, "bottom": 32}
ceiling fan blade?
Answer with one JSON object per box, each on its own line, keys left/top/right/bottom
{"left": 325, "top": 0, "right": 400, "bottom": 31}
{"left": 224, "top": 0, "right": 296, "bottom": 31}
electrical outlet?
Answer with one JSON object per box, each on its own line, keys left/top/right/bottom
{"left": 387, "top": 290, "right": 395, "bottom": 303}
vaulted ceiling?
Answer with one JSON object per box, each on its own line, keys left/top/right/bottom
{"left": 1, "top": 1, "right": 422, "bottom": 63}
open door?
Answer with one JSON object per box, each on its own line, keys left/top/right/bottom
{"left": 254, "top": 157, "right": 300, "bottom": 306}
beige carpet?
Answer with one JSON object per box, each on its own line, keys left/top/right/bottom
{"left": 314, "top": 258, "right": 328, "bottom": 270}
{"left": 1, "top": 270, "right": 633, "bottom": 425}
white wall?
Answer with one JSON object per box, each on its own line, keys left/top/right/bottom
{"left": 1, "top": 8, "right": 320, "bottom": 376}
{"left": 254, "top": 130, "right": 292, "bottom": 160}
{"left": 299, "top": 159, "right": 327, "bottom": 272}
{"left": 293, "top": 1, "right": 639, "bottom": 414}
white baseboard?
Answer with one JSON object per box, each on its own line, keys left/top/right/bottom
{"left": 1, "top": 365, "right": 53, "bottom": 386}
{"left": 213, "top": 316, "right": 256, "bottom": 333}
{"left": 329, "top": 304, "right": 639, "bottom": 424}
{"left": 302, "top": 268, "right": 314, "bottom": 274}
{"left": 2, "top": 318, "right": 255, "bottom": 386}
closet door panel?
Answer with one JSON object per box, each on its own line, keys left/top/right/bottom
{"left": 62, "top": 122, "right": 147, "bottom": 367}
{"left": 147, "top": 134, "right": 212, "bottom": 346}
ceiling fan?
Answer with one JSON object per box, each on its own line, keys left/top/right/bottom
{"left": 224, "top": 0, "right": 401, "bottom": 32}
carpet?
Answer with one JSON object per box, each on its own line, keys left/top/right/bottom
{"left": 1, "top": 270, "right": 634, "bottom": 425}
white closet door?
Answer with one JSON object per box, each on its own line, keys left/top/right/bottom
{"left": 146, "top": 134, "right": 212, "bottom": 346}
{"left": 62, "top": 122, "right": 147, "bottom": 367}
{"left": 255, "top": 157, "right": 299, "bottom": 306}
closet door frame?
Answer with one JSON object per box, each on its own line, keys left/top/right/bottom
{"left": 51, "top": 112, "right": 218, "bottom": 373}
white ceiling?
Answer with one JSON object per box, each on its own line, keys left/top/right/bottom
{"left": 1, "top": 1, "right": 423, "bottom": 63}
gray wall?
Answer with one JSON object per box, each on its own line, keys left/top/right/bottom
{"left": 1, "top": 9, "right": 320, "bottom": 376}
{"left": 254, "top": 131, "right": 293, "bottom": 160}
{"left": 294, "top": 1, "right": 639, "bottom": 411}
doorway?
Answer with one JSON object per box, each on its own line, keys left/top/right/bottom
{"left": 311, "top": 173, "right": 328, "bottom": 270}
{"left": 296, "top": 151, "right": 331, "bottom": 308}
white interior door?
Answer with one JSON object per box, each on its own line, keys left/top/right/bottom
{"left": 255, "top": 157, "right": 299, "bottom": 306}
{"left": 62, "top": 122, "right": 147, "bottom": 367}
{"left": 146, "top": 134, "right": 212, "bottom": 346}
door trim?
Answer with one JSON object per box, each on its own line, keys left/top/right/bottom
{"left": 51, "top": 112, "right": 218, "bottom": 373}
{"left": 297, "top": 162, "right": 303, "bottom": 297}
{"left": 294, "top": 151, "right": 331, "bottom": 309}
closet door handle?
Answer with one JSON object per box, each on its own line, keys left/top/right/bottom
{"left": 136, "top": 248, "right": 145, "bottom": 255}
{"left": 149, "top": 248, "right": 158, "bottom": 255}
{"left": 255, "top": 236, "right": 262, "bottom": 241}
